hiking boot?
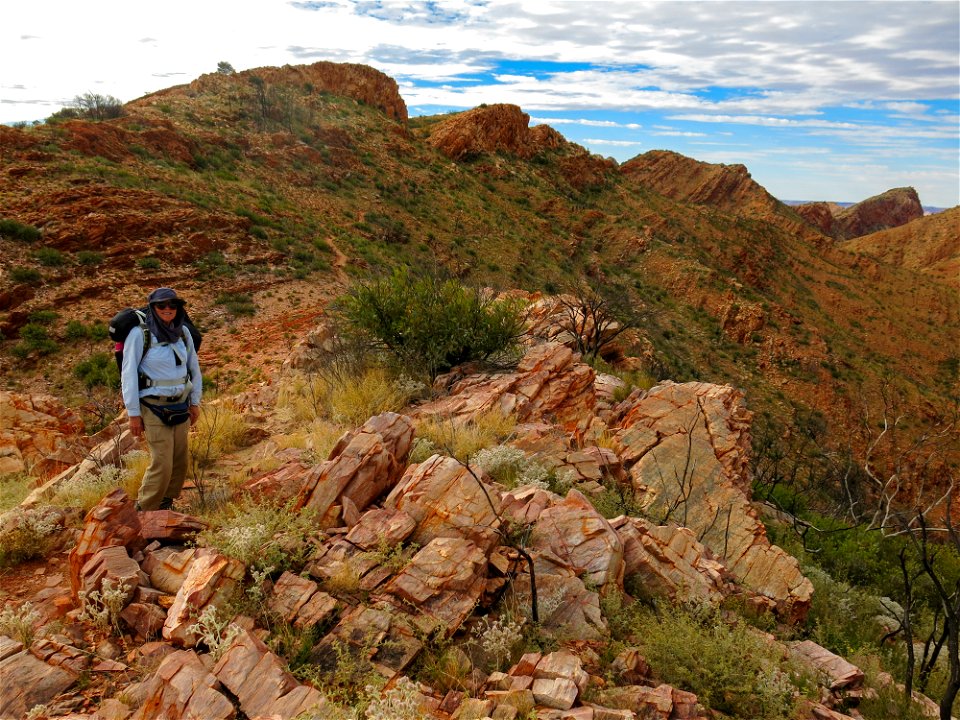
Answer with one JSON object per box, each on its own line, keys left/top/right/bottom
{"left": 158, "top": 497, "right": 174, "bottom": 511}
{"left": 135, "top": 502, "right": 142, "bottom": 511}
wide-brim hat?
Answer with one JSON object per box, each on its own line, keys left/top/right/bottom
{"left": 147, "top": 287, "right": 186, "bottom": 306}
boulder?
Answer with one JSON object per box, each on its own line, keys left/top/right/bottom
{"left": 163, "top": 551, "right": 245, "bottom": 646}
{"left": 528, "top": 489, "right": 623, "bottom": 589}
{"left": 78, "top": 545, "right": 140, "bottom": 603}
{"left": 141, "top": 546, "right": 200, "bottom": 595}
{"left": 789, "top": 640, "right": 865, "bottom": 692}
{"left": 385, "top": 454, "right": 502, "bottom": 552}
{"left": 380, "top": 537, "right": 489, "bottom": 637}
{"left": 68, "top": 489, "right": 141, "bottom": 598}
{"left": 138, "top": 510, "right": 207, "bottom": 542}
{"left": 612, "top": 516, "right": 727, "bottom": 604}
{"left": 596, "top": 683, "right": 705, "bottom": 719}
{"left": 0, "top": 391, "right": 86, "bottom": 478}
{"left": 418, "top": 342, "right": 596, "bottom": 429}
{"left": 296, "top": 412, "right": 415, "bottom": 528}
{"left": 131, "top": 649, "right": 235, "bottom": 720}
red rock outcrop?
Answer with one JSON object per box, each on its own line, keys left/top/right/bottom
{"left": 68, "top": 489, "right": 142, "bottom": 597}
{"left": 612, "top": 382, "right": 813, "bottom": 623}
{"left": 797, "top": 187, "right": 925, "bottom": 241}
{"left": 428, "top": 104, "right": 571, "bottom": 160}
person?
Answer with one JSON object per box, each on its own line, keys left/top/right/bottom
{"left": 121, "top": 287, "right": 202, "bottom": 511}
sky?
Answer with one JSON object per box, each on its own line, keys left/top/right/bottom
{"left": 3, "top": 0, "right": 959, "bottom": 208}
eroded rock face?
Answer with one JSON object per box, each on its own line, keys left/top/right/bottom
{"left": 132, "top": 649, "right": 235, "bottom": 720}
{"left": 0, "top": 644, "right": 79, "bottom": 719}
{"left": 296, "top": 412, "right": 415, "bottom": 528}
{"left": 796, "top": 187, "right": 924, "bottom": 241}
{"left": 418, "top": 342, "right": 596, "bottom": 429}
{"left": 0, "top": 391, "right": 85, "bottom": 477}
{"left": 163, "top": 551, "right": 246, "bottom": 647}
{"left": 428, "top": 104, "right": 547, "bottom": 160}
{"left": 613, "top": 382, "right": 813, "bottom": 623}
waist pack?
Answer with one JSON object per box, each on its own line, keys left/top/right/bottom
{"left": 142, "top": 399, "right": 191, "bottom": 427}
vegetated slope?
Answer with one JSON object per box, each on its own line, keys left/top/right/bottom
{"left": 842, "top": 206, "right": 960, "bottom": 288}
{"left": 0, "top": 61, "right": 956, "bottom": 453}
{"left": 795, "top": 186, "right": 925, "bottom": 241}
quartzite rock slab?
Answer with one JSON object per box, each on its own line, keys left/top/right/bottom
{"left": 163, "top": 552, "right": 245, "bottom": 647}
{"left": 213, "top": 628, "right": 327, "bottom": 719}
{"left": 131, "top": 649, "right": 235, "bottom": 720}
{"left": 529, "top": 489, "right": 624, "bottom": 589}
{"left": 612, "top": 516, "right": 727, "bottom": 604}
{"left": 141, "top": 546, "right": 200, "bottom": 595}
{"left": 613, "top": 382, "right": 813, "bottom": 623}
{"left": 79, "top": 545, "right": 140, "bottom": 602}
{"left": 385, "top": 454, "right": 502, "bottom": 552}
{"left": 296, "top": 412, "right": 415, "bottom": 528}
{"left": 380, "top": 536, "right": 489, "bottom": 637}
{"left": 68, "top": 488, "right": 142, "bottom": 598}
{"left": 138, "top": 510, "right": 208, "bottom": 542}
{"left": 0, "top": 649, "right": 78, "bottom": 718}
{"left": 789, "top": 640, "right": 865, "bottom": 691}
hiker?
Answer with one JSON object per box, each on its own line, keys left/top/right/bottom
{"left": 120, "top": 287, "right": 202, "bottom": 511}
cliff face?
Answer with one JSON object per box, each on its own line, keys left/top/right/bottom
{"left": 428, "top": 103, "right": 563, "bottom": 160}
{"left": 796, "top": 187, "right": 924, "bottom": 241}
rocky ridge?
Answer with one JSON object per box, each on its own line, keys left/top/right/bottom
{"left": 0, "top": 318, "right": 920, "bottom": 720}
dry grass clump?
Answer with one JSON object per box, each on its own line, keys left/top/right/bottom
{"left": 278, "top": 366, "right": 423, "bottom": 429}
{"left": 412, "top": 408, "right": 517, "bottom": 463}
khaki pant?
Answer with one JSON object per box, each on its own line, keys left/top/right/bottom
{"left": 138, "top": 402, "right": 189, "bottom": 510}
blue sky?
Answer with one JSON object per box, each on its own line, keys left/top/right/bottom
{"left": 3, "top": 0, "right": 958, "bottom": 207}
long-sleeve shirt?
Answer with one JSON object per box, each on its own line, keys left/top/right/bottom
{"left": 120, "top": 324, "right": 202, "bottom": 418}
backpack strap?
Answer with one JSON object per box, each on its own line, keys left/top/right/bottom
{"left": 135, "top": 311, "right": 190, "bottom": 390}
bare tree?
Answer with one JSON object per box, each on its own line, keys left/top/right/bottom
{"left": 71, "top": 92, "right": 124, "bottom": 120}
{"left": 553, "top": 278, "right": 643, "bottom": 363}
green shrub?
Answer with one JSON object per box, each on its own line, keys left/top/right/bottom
{"left": 12, "top": 323, "right": 58, "bottom": 357}
{"left": 215, "top": 292, "right": 256, "bottom": 316}
{"left": 604, "top": 597, "right": 811, "bottom": 719}
{"left": 77, "top": 250, "right": 104, "bottom": 266}
{"left": 27, "top": 310, "right": 59, "bottom": 325}
{"left": 73, "top": 352, "right": 120, "bottom": 389}
{"left": 32, "top": 247, "right": 66, "bottom": 267}
{"left": 9, "top": 267, "right": 42, "bottom": 283}
{"left": 137, "top": 257, "right": 161, "bottom": 270}
{"left": 339, "top": 268, "right": 524, "bottom": 379}
{"left": 0, "top": 218, "right": 41, "bottom": 242}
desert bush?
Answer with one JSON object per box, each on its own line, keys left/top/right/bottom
{"left": 0, "top": 218, "right": 42, "bottom": 242}
{"left": 0, "top": 603, "right": 42, "bottom": 646}
{"left": 470, "top": 444, "right": 572, "bottom": 493}
{"left": 70, "top": 92, "right": 124, "bottom": 120}
{"left": 32, "top": 247, "right": 66, "bottom": 267}
{"left": 136, "top": 257, "right": 161, "bottom": 270}
{"left": 0, "top": 507, "right": 61, "bottom": 567}
{"left": 609, "top": 597, "right": 811, "bottom": 719}
{"left": 76, "top": 250, "right": 104, "bottom": 266}
{"left": 73, "top": 352, "right": 120, "bottom": 389}
{"left": 363, "top": 676, "right": 426, "bottom": 719}
{"left": 198, "top": 498, "right": 316, "bottom": 573}
{"left": 339, "top": 268, "right": 525, "bottom": 379}
{"left": 215, "top": 291, "right": 256, "bottom": 316}
{"left": 9, "top": 267, "right": 42, "bottom": 283}
{"left": 470, "top": 614, "right": 525, "bottom": 672}
{"left": 11, "top": 323, "right": 59, "bottom": 358}
{"left": 49, "top": 465, "right": 138, "bottom": 512}
{"left": 413, "top": 409, "right": 516, "bottom": 463}
{"left": 188, "top": 402, "right": 247, "bottom": 508}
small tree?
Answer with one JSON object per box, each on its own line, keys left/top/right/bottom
{"left": 339, "top": 268, "right": 525, "bottom": 380}
{"left": 71, "top": 92, "right": 124, "bottom": 120}
{"left": 217, "top": 60, "right": 236, "bottom": 75}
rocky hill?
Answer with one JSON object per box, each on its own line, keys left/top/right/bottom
{"left": 1, "top": 60, "right": 958, "bottom": 720}
{"left": 795, "top": 187, "right": 925, "bottom": 241}
{"left": 843, "top": 206, "right": 960, "bottom": 287}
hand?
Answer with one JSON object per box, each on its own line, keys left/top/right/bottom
{"left": 189, "top": 405, "right": 201, "bottom": 426}
{"left": 129, "top": 416, "right": 144, "bottom": 439}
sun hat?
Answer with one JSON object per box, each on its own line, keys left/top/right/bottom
{"left": 147, "top": 287, "right": 186, "bottom": 306}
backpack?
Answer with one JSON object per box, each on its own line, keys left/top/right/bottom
{"left": 108, "top": 306, "right": 202, "bottom": 382}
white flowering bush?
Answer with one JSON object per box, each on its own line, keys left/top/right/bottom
{"left": 0, "top": 602, "right": 42, "bottom": 646}
{"left": 471, "top": 615, "right": 524, "bottom": 671}
{"left": 0, "top": 507, "right": 61, "bottom": 567}
{"left": 364, "top": 676, "right": 425, "bottom": 720}
{"left": 187, "top": 605, "right": 242, "bottom": 660}
{"left": 198, "top": 498, "right": 316, "bottom": 573}
{"left": 472, "top": 445, "right": 555, "bottom": 490}
{"left": 77, "top": 578, "right": 130, "bottom": 635}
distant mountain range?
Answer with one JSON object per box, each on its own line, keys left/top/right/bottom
{"left": 781, "top": 199, "right": 948, "bottom": 215}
